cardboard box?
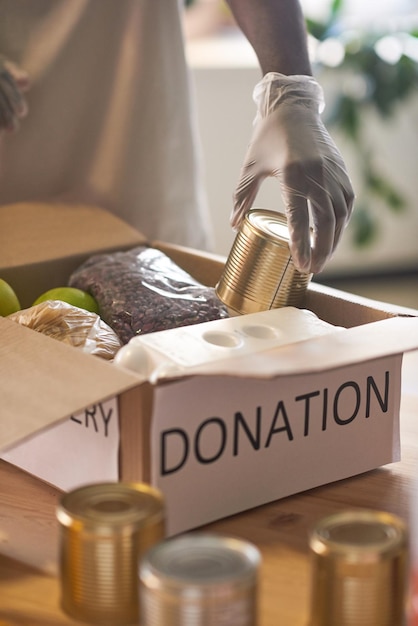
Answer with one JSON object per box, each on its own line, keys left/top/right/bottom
{"left": 1, "top": 202, "right": 418, "bottom": 538}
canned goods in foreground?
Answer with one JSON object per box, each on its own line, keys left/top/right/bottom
{"left": 309, "top": 509, "right": 408, "bottom": 626}
{"left": 216, "top": 208, "right": 312, "bottom": 315}
{"left": 57, "top": 482, "right": 165, "bottom": 625}
{"left": 139, "top": 533, "right": 261, "bottom": 626}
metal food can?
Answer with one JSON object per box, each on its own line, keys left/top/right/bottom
{"left": 309, "top": 510, "right": 408, "bottom": 626}
{"left": 216, "top": 208, "right": 312, "bottom": 315}
{"left": 139, "top": 533, "right": 261, "bottom": 626}
{"left": 57, "top": 482, "right": 165, "bottom": 625}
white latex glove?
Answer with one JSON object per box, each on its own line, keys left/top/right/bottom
{"left": 0, "top": 57, "right": 29, "bottom": 132}
{"left": 231, "top": 73, "right": 354, "bottom": 274}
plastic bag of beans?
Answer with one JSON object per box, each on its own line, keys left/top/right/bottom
{"left": 69, "top": 246, "right": 229, "bottom": 344}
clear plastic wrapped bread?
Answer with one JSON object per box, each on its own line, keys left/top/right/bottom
{"left": 8, "top": 300, "right": 121, "bottom": 360}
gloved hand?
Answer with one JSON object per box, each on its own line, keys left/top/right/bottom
{"left": 0, "top": 56, "right": 29, "bottom": 132}
{"left": 230, "top": 72, "right": 354, "bottom": 274}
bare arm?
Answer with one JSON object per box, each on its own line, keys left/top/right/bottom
{"left": 225, "top": 0, "right": 312, "bottom": 76}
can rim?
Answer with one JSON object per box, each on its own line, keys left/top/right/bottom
{"left": 309, "top": 509, "right": 407, "bottom": 559}
{"left": 245, "top": 208, "right": 290, "bottom": 245}
{"left": 140, "top": 533, "right": 261, "bottom": 589}
{"left": 57, "top": 482, "right": 165, "bottom": 531}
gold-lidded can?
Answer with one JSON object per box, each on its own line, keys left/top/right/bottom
{"left": 309, "top": 510, "right": 408, "bottom": 626}
{"left": 139, "top": 533, "right": 261, "bottom": 625}
{"left": 216, "top": 208, "right": 312, "bottom": 315}
{"left": 57, "top": 482, "right": 165, "bottom": 625}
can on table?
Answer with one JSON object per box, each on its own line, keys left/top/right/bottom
{"left": 309, "top": 509, "right": 408, "bottom": 626}
{"left": 57, "top": 482, "right": 165, "bottom": 625}
{"left": 139, "top": 533, "right": 261, "bottom": 626}
{"left": 216, "top": 208, "right": 312, "bottom": 315}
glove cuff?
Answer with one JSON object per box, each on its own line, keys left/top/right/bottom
{"left": 253, "top": 72, "right": 325, "bottom": 121}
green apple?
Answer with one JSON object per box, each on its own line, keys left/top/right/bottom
{"left": 0, "top": 278, "right": 21, "bottom": 316}
{"left": 33, "top": 286, "right": 99, "bottom": 314}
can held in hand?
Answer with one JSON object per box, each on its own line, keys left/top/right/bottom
{"left": 216, "top": 208, "right": 312, "bottom": 315}
{"left": 57, "top": 482, "right": 165, "bottom": 625}
{"left": 309, "top": 509, "right": 408, "bottom": 626}
{"left": 139, "top": 533, "right": 261, "bottom": 626}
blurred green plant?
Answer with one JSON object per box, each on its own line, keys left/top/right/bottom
{"left": 306, "top": 0, "right": 418, "bottom": 246}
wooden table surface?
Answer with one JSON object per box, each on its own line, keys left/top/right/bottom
{"left": 1, "top": 353, "right": 417, "bottom": 626}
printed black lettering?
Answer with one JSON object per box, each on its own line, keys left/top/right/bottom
{"left": 157, "top": 371, "right": 388, "bottom": 476}
{"left": 85, "top": 406, "right": 99, "bottom": 432}
{"left": 161, "top": 428, "right": 189, "bottom": 476}
{"left": 322, "top": 388, "right": 328, "bottom": 431}
{"left": 195, "top": 418, "right": 227, "bottom": 464}
{"left": 265, "top": 401, "right": 293, "bottom": 447}
{"left": 366, "top": 371, "right": 389, "bottom": 417}
{"left": 99, "top": 403, "right": 113, "bottom": 437}
{"left": 333, "top": 381, "right": 361, "bottom": 425}
{"left": 233, "top": 409, "right": 261, "bottom": 456}
{"left": 70, "top": 414, "right": 82, "bottom": 425}
{"left": 295, "top": 390, "right": 321, "bottom": 436}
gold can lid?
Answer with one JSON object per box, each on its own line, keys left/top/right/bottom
{"left": 246, "top": 208, "right": 291, "bottom": 244}
{"left": 310, "top": 509, "right": 407, "bottom": 562}
{"left": 57, "top": 482, "right": 165, "bottom": 533}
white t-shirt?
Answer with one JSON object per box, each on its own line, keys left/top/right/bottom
{"left": 0, "top": 0, "right": 214, "bottom": 250}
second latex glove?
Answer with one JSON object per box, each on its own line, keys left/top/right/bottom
{"left": 0, "top": 56, "right": 29, "bottom": 132}
{"left": 231, "top": 72, "right": 354, "bottom": 274}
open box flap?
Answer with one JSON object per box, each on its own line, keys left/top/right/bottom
{"left": 157, "top": 316, "right": 418, "bottom": 381}
{"left": 0, "top": 317, "right": 143, "bottom": 452}
{"left": 1, "top": 202, "right": 146, "bottom": 268}
{"left": 0, "top": 202, "right": 147, "bottom": 307}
